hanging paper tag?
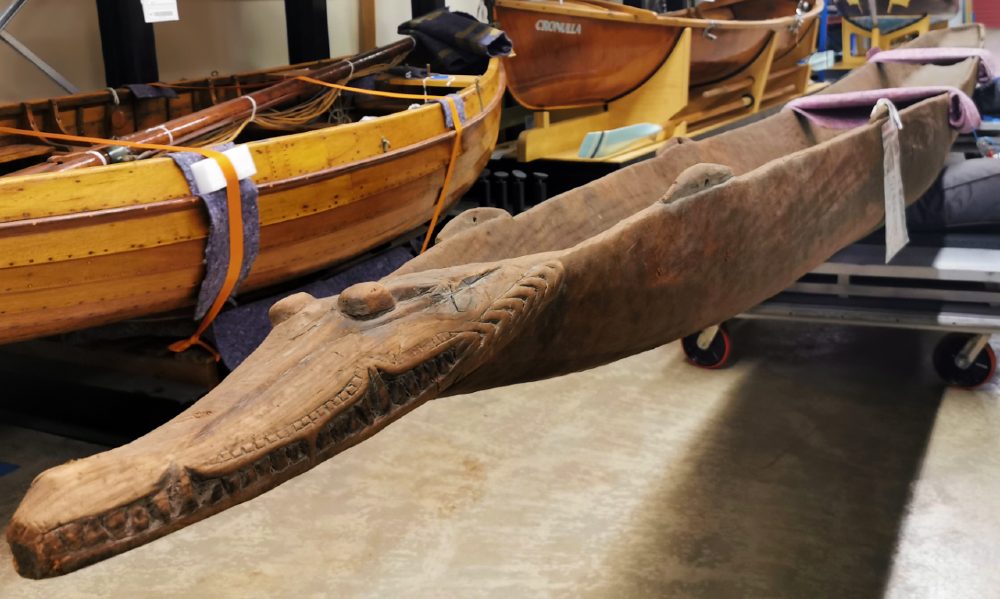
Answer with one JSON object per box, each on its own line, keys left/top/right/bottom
{"left": 872, "top": 99, "right": 908, "bottom": 263}
{"left": 140, "top": 0, "right": 179, "bottom": 23}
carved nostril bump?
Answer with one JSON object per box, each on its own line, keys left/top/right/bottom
{"left": 338, "top": 282, "right": 396, "bottom": 319}
{"left": 268, "top": 292, "right": 316, "bottom": 326}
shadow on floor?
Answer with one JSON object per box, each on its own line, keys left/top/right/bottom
{"left": 597, "top": 320, "right": 944, "bottom": 599}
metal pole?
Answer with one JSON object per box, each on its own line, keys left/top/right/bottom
{"left": 0, "top": 0, "right": 79, "bottom": 93}
{"left": 866, "top": 0, "right": 879, "bottom": 27}
{"left": 0, "top": 0, "right": 28, "bottom": 30}
{"left": 0, "top": 30, "right": 78, "bottom": 92}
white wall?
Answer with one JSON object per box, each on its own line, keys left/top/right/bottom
{"left": 0, "top": 0, "right": 105, "bottom": 102}
{"left": 0, "top": 0, "right": 487, "bottom": 102}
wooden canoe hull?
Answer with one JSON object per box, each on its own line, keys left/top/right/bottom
{"left": 0, "top": 60, "right": 505, "bottom": 345}
{"left": 496, "top": 0, "right": 822, "bottom": 110}
{"left": 5, "top": 25, "right": 983, "bottom": 579}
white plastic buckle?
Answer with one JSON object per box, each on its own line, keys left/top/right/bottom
{"left": 190, "top": 144, "right": 257, "bottom": 194}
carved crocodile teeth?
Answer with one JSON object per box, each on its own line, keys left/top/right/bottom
{"left": 368, "top": 379, "right": 391, "bottom": 417}
{"left": 387, "top": 378, "right": 404, "bottom": 406}
{"left": 269, "top": 449, "right": 289, "bottom": 471}
{"left": 129, "top": 505, "right": 150, "bottom": 533}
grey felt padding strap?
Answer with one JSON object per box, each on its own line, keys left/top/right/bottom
{"left": 168, "top": 145, "right": 261, "bottom": 320}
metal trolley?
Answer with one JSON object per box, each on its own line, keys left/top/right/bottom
{"left": 682, "top": 236, "right": 1000, "bottom": 388}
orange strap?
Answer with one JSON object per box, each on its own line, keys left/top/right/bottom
{"left": 0, "top": 125, "right": 244, "bottom": 360}
{"left": 295, "top": 76, "right": 464, "bottom": 253}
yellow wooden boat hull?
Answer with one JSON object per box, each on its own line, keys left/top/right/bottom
{"left": 0, "top": 60, "right": 505, "bottom": 345}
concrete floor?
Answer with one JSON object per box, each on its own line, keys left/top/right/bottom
{"left": 0, "top": 321, "right": 997, "bottom": 598}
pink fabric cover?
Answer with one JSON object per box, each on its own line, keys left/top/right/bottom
{"left": 867, "top": 47, "right": 1000, "bottom": 84}
{"left": 783, "top": 86, "right": 981, "bottom": 133}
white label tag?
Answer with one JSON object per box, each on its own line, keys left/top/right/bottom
{"left": 140, "top": 0, "right": 179, "bottom": 23}
{"left": 874, "top": 99, "right": 909, "bottom": 262}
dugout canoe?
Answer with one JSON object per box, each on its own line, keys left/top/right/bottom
{"left": 494, "top": 0, "right": 824, "bottom": 111}
{"left": 0, "top": 53, "right": 504, "bottom": 345}
{"left": 6, "top": 24, "right": 984, "bottom": 578}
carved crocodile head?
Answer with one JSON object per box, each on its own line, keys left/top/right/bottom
{"left": 7, "top": 259, "right": 565, "bottom": 578}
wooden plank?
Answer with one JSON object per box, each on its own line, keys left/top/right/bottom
{"left": 359, "top": 0, "right": 377, "bottom": 51}
{"left": 0, "top": 143, "right": 53, "bottom": 163}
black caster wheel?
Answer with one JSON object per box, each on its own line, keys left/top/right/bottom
{"left": 932, "top": 333, "right": 997, "bottom": 389}
{"left": 682, "top": 325, "right": 732, "bottom": 369}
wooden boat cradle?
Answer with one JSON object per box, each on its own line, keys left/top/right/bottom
{"left": 5, "top": 24, "right": 985, "bottom": 579}
{"left": 838, "top": 1, "right": 932, "bottom": 69}
{"left": 496, "top": 0, "right": 824, "bottom": 162}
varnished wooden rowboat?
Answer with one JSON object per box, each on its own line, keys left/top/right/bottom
{"left": 0, "top": 56, "right": 349, "bottom": 170}
{"left": 495, "top": 0, "right": 824, "bottom": 111}
{"left": 6, "top": 25, "right": 984, "bottom": 578}
{"left": 0, "top": 50, "right": 505, "bottom": 345}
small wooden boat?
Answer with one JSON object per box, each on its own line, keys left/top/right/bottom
{"left": 7, "top": 25, "right": 984, "bottom": 578}
{"left": 0, "top": 44, "right": 505, "bottom": 345}
{"left": 0, "top": 56, "right": 348, "bottom": 171}
{"left": 494, "top": 0, "right": 824, "bottom": 111}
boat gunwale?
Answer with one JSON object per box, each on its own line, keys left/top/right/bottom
{"left": 0, "top": 56, "right": 356, "bottom": 117}
{"left": 0, "top": 61, "right": 506, "bottom": 238}
{"left": 410, "top": 56, "right": 980, "bottom": 271}
{"left": 496, "top": 0, "right": 823, "bottom": 109}
{"left": 0, "top": 59, "right": 502, "bottom": 224}
{"left": 591, "top": 86, "right": 972, "bottom": 252}
{"left": 495, "top": 0, "right": 825, "bottom": 30}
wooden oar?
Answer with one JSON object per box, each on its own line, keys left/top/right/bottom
{"left": 19, "top": 37, "right": 416, "bottom": 174}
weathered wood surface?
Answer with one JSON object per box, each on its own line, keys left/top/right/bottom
{"left": 0, "top": 58, "right": 504, "bottom": 344}
{"left": 496, "top": 0, "right": 823, "bottom": 110}
{"left": 5, "top": 25, "right": 984, "bottom": 579}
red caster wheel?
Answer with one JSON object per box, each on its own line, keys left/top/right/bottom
{"left": 682, "top": 325, "right": 732, "bottom": 369}
{"left": 932, "top": 333, "right": 997, "bottom": 389}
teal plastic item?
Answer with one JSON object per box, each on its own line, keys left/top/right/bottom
{"left": 577, "top": 123, "right": 663, "bottom": 159}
